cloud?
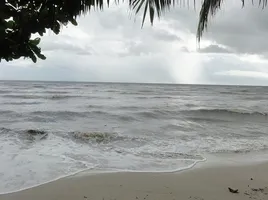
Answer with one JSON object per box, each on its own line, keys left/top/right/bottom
{"left": 41, "top": 40, "right": 92, "bottom": 55}
{"left": 215, "top": 70, "right": 268, "bottom": 79}
{"left": 3, "top": 1, "right": 268, "bottom": 85}
{"left": 198, "top": 44, "right": 232, "bottom": 53}
{"left": 199, "top": 1, "right": 268, "bottom": 55}
{"left": 152, "top": 29, "right": 181, "bottom": 41}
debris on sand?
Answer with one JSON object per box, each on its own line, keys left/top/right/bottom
{"left": 251, "top": 188, "right": 264, "bottom": 192}
{"left": 228, "top": 187, "right": 239, "bottom": 194}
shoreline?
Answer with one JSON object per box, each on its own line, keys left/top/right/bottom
{"left": 1, "top": 151, "right": 268, "bottom": 196}
{"left": 1, "top": 156, "right": 268, "bottom": 200}
{"left": 0, "top": 156, "right": 207, "bottom": 196}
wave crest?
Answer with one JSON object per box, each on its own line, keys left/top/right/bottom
{"left": 135, "top": 151, "right": 204, "bottom": 160}
{"left": 184, "top": 108, "right": 267, "bottom": 117}
{"left": 48, "top": 95, "right": 82, "bottom": 100}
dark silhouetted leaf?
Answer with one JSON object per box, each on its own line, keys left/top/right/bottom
{"left": 29, "top": 52, "right": 37, "bottom": 63}
{"left": 52, "top": 22, "right": 61, "bottom": 34}
{"left": 5, "top": 20, "right": 14, "bottom": 29}
{"left": 70, "top": 18, "right": 78, "bottom": 26}
{"left": 141, "top": 0, "right": 149, "bottom": 27}
{"left": 30, "top": 38, "right": 41, "bottom": 46}
{"left": 38, "top": 54, "right": 46, "bottom": 60}
{"left": 149, "top": 1, "right": 155, "bottom": 25}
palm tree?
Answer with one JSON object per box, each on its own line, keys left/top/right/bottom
{"left": 1, "top": 0, "right": 267, "bottom": 62}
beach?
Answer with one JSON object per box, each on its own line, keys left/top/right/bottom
{"left": 1, "top": 82, "right": 268, "bottom": 196}
{"left": 1, "top": 161, "right": 268, "bottom": 200}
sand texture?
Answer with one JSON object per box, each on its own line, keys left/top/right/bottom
{"left": 1, "top": 162, "right": 268, "bottom": 200}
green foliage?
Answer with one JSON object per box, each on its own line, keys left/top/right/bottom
{"left": 0, "top": 0, "right": 91, "bottom": 63}
{"left": 1, "top": 0, "right": 267, "bottom": 63}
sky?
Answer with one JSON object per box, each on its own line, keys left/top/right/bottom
{"left": 1, "top": 0, "right": 268, "bottom": 85}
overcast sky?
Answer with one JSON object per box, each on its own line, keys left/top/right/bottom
{"left": 2, "top": 0, "right": 268, "bottom": 85}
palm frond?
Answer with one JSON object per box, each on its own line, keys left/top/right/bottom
{"left": 197, "top": 0, "right": 224, "bottom": 42}
{"left": 127, "top": 0, "right": 268, "bottom": 41}
{"left": 197, "top": 0, "right": 268, "bottom": 42}
{"left": 129, "top": 0, "right": 173, "bottom": 27}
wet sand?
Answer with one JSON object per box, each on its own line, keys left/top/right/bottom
{"left": 1, "top": 162, "right": 268, "bottom": 200}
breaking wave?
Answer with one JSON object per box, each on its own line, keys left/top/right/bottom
{"left": 2, "top": 94, "right": 82, "bottom": 100}
{"left": 2, "top": 94, "right": 42, "bottom": 99}
{"left": 134, "top": 151, "right": 204, "bottom": 160}
{"left": 29, "top": 111, "right": 99, "bottom": 120}
{"left": 3, "top": 102, "right": 42, "bottom": 105}
{"left": 48, "top": 95, "right": 81, "bottom": 100}
{"left": 183, "top": 108, "right": 267, "bottom": 117}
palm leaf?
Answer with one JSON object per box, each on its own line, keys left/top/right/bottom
{"left": 128, "top": 0, "right": 268, "bottom": 41}
{"left": 196, "top": 0, "right": 267, "bottom": 42}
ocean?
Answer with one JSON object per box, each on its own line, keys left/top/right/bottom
{"left": 1, "top": 81, "right": 268, "bottom": 193}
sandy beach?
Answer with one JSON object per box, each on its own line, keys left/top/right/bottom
{"left": 1, "top": 161, "right": 268, "bottom": 200}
